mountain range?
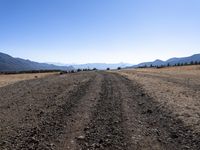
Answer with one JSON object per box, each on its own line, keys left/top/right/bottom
{"left": 0, "top": 52, "right": 200, "bottom": 72}
{"left": 0, "top": 52, "right": 73, "bottom": 72}
{"left": 71, "top": 63, "right": 131, "bottom": 70}
{"left": 46, "top": 62, "right": 131, "bottom": 70}
{"left": 131, "top": 54, "right": 200, "bottom": 68}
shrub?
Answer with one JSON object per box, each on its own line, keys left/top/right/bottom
{"left": 77, "top": 69, "right": 82, "bottom": 72}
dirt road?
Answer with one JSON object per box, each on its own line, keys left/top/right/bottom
{"left": 0, "top": 72, "right": 199, "bottom": 150}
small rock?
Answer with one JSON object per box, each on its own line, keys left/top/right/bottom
{"left": 170, "top": 132, "right": 178, "bottom": 139}
{"left": 84, "top": 127, "right": 89, "bottom": 131}
{"left": 106, "top": 134, "right": 111, "bottom": 138}
{"left": 92, "top": 143, "right": 100, "bottom": 148}
{"left": 138, "top": 102, "right": 144, "bottom": 106}
{"left": 147, "top": 109, "right": 153, "bottom": 114}
{"left": 76, "top": 135, "right": 85, "bottom": 140}
{"left": 99, "top": 139, "right": 103, "bottom": 144}
{"left": 183, "top": 145, "right": 190, "bottom": 149}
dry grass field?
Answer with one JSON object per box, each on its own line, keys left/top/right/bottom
{"left": 118, "top": 65, "right": 200, "bottom": 133}
{"left": 0, "top": 72, "right": 58, "bottom": 87}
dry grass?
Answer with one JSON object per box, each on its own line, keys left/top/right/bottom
{"left": 0, "top": 72, "right": 58, "bottom": 87}
{"left": 117, "top": 65, "right": 200, "bottom": 133}
{"left": 133, "top": 65, "right": 200, "bottom": 76}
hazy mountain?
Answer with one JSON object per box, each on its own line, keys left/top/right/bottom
{"left": 46, "top": 62, "right": 68, "bottom": 66}
{"left": 165, "top": 54, "right": 200, "bottom": 65}
{"left": 131, "top": 54, "right": 200, "bottom": 68}
{"left": 72, "top": 63, "right": 132, "bottom": 70}
{"left": 134, "top": 59, "right": 165, "bottom": 67}
{"left": 0, "top": 52, "right": 74, "bottom": 72}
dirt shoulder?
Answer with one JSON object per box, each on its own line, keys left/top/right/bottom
{"left": 115, "top": 73, "right": 200, "bottom": 150}
{"left": 117, "top": 66, "right": 200, "bottom": 135}
{"left": 0, "top": 72, "right": 97, "bottom": 150}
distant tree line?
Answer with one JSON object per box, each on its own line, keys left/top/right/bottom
{"left": 0, "top": 69, "right": 61, "bottom": 75}
{"left": 59, "top": 68, "right": 98, "bottom": 75}
{"left": 107, "top": 67, "right": 121, "bottom": 70}
{"left": 1, "top": 66, "right": 123, "bottom": 75}
{"left": 60, "top": 66, "right": 122, "bottom": 75}
{"left": 138, "top": 61, "right": 200, "bottom": 69}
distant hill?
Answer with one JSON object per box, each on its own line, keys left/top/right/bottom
{"left": 0, "top": 52, "right": 73, "bottom": 72}
{"left": 131, "top": 54, "right": 200, "bottom": 68}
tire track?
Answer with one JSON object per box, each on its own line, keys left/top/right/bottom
{"left": 61, "top": 73, "right": 103, "bottom": 150}
{"left": 115, "top": 74, "right": 171, "bottom": 150}
{"left": 79, "top": 73, "right": 127, "bottom": 150}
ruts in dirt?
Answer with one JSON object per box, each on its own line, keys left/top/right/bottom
{"left": 0, "top": 72, "right": 199, "bottom": 150}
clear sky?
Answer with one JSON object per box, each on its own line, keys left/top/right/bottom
{"left": 0, "top": 0, "right": 200, "bottom": 64}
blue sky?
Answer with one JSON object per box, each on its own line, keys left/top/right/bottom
{"left": 0, "top": 0, "right": 200, "bottom": 64}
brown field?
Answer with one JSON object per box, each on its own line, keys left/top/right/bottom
{"left": 0, "top": 67, "right": 200, "bottom": 150}
{"left": 118, "top": 65, "right": 200, "bottom": 133}
{"left": 0, "top": 72, "right": 58, "bottom": 87}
